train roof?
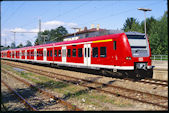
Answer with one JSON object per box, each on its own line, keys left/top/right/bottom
{"left": 2, "top": 33, "right": 125, "bottom": 52}
{"left": 2, "top": 31, "right": 145, "bottom": 52}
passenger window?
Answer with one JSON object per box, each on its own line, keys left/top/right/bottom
{"left": 39, "top": 51, "right": 41, "bottom": 56}
{"left": 55, "top": 50, "right": 57, "bottom": 57}
{"left": 58, "top": 50, "right": 61, "bottom": 57}
{"left": 88, "top": 48, "right": 90, "bottom": 57}
{"left": 92, "top": 47, "right": 98, "bottom": 57}
{"left": 113, "top": 41, "right": 116, "bottom": 50}
{"left": 85, "top": 48, "right": 87, "bottom": 57}
{"left": 50, "top": 50, "right": 52, "bottom": 57}
{"left": 72, "top": 49, "right": 76, "bottom": 57}
{"left": 78, "top": 48, "right": 82, "bottom": 57}
{"left": 67, "top": 49, "right": 71, "bottom": 57}
{"left": 37, "top": 51, "right": 39, "bottom": 56}
{"left": 47, "top": 50, "right": 49, "bottom": 56}
{"left": 100, "top": 47, "right": 107, "bottom": 57}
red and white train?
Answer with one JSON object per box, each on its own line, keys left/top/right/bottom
{"left": 1, "top": 31, "right": 153, "bottom": 78}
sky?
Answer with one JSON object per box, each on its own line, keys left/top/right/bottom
{"left": 1, "top": 0, "right": 167, "bottom": 46}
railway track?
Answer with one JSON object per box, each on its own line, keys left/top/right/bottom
{"left": 124, "top": 78, "right": 168, "bottom": 87}
{"left": 1, "top": 69, "right": 82, "bottom": 111}
{"left": 2, "top": 61, "right": 168, "bottom": 109}
{"left": 1, "top": 80, "right": 37, "bottom": 111}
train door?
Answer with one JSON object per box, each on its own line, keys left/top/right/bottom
{"left": 84, "top": 44, "right": 91, "bottom": 66}
{"left": 43, "top": 48, "right": 47, "bottom": 62}
{"left": 62, "top": 46, "right": 66, "bottom": 63}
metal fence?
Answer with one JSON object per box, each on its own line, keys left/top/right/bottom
{"left": 151, "top": 55, "right": 168, "bottom": 61}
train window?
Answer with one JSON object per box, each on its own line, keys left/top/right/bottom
{"left": 113, "top": 41, "right": 116, "bottom": 50}
{"left": 47, "top": 50, "right": 49, "bottom": 56}
{"left": 54, "top": 50, "right": 57, "bottom": 57}
{"left": 67, "top": 49, "right": 71, "bottom": 57}
{"left": 92, "top": 47, "right": 98, "bottom": 57}
{"left": 50, "top": 50, "right": 52, "bottom": 57}
{"left": 38, "top": 51, "right": 40, "bottom": 56}
{"left": 39, "top": 51, "right": 41, "bottom": 56}
{"left": 85, "top": 48, "right": 87, "bottom": 57}
{"left": 100, "top": 47, "right": 107, "bottom": 57}
{"left": 88, "top": 48, "right": 90, "bottom": 57}
{"left": 72, "top": 49, "right": 76, "bottom": 57}
{"left": 78, "top": 48, "right": 82, "bottom": 57}
{"left": 58, "top": 50, "right": 61, "bottom": 57}
{"left": 32, "top": 51, "right": 34, "bottom": 56}
{"left": 41, "top": 51, "right": 43, "bottom": 56}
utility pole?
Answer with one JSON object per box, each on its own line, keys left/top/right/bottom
{"left": 138, "top": 8, "right": 152, "bottom": 36}
{"left": 41, "top": 35, "right": 48, "bottom": 44}
{"left": 11, "top": 31, "right": 16, "bottom": 47}
{"left": 39, "top": 19, "right": 41, "bottom": 41}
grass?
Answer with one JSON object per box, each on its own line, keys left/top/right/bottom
{"left": 74, "top": 90, "right": 132, "bottom": 108}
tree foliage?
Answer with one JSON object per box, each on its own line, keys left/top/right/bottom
{"left": 11, "top": 42, "right": 16, "bottom": 49}
{"left": 17, "top": 43, "right": 23, "bottom": 48}
{"left": 123, "top": 17, "right": 142, "bottom": 32}
{"left": 34, "top": 26, "right": 68, "bottom": 45}
{"left": 122, "top": 11, "right": 168, "bottom": 55}
{"left": 25, "top": 40, "right": 32, "bottom": 47}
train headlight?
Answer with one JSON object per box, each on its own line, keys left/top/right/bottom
{"left": 126, "top": 57, "right": 132, "bottom": 60}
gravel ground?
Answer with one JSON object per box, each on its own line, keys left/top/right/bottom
{"left": 1, "top": 72, "right": 66, "bottom": 111}
{"left": 1, "top": 83, "right": 28, "bottom": 111}
{"left": 1, "top": 60, "right": 168, "bottom": 110}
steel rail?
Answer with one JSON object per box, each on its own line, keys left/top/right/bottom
{"left": 2, "top": 62, "right": 168, "bottom": 109}
{"left": 144, "top": 78, "right": 168, "bottom": 83}
{"left": 1, "top": 69, "right": 82, "bottom": 111}
{"left": 153, "top": 68, "right": 168, "bottom": 71}
{"left": 124, "top": 78, "right": 168, "bottom": 87}
{"left": 1, "top": 80, "right": 37, "bottom": 111}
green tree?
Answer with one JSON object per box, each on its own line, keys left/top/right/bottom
{"left": 25, "top": 40, "right": 32, "bottom": 47}
{"left": 11, "top": 42, "right": 16, "bottom": 49}
{"left": 140, "top": 16, "right": 157, "bottom": 35}
{"left": 149, "top": 11, "right": 168, "bottom": 55}
{"left": 17, "top": 43, "right": 23, "bottom": 48}
{"left": 1, "top": 45, "right": 10, "bottom": 50}
{"left": 123, "top": 17, "right": 142, "bottom": 32}
{"left": 34, "top": 26, "right": 68, "bottom": 45}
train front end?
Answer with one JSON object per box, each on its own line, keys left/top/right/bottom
{"left": 125, "top": 32, "right": 153, "bottom": 78}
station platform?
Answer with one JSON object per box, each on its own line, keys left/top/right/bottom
{"left": 152, "top": 60, "right": 168, "bottom": 81}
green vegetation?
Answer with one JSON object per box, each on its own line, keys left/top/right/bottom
{"left": 34, "top": 26, "right": 68, "bottom": 45}
{"left": 123, "top": 11, "right": 168, "bottom": 55}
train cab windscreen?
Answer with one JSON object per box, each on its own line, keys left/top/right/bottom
{"left": 127, "top": 35, "right": 149, "bottom": 57}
